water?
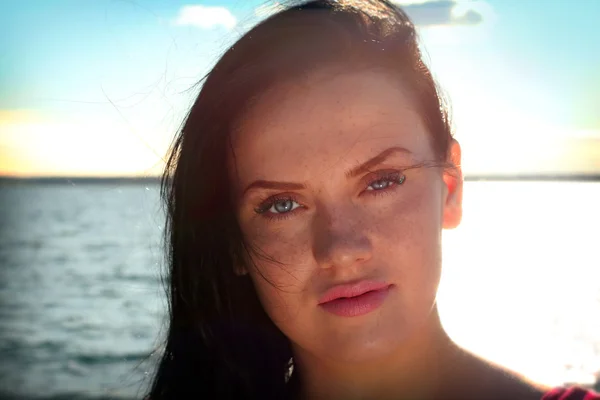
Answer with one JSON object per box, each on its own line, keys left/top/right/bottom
{"left": 0, "top": 180, "right": 598, "bottom": 399}
{"left": 0, "top": 182, "right": 165, "bottom": 399}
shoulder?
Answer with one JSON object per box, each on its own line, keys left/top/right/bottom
{"left": 478, "top": 367, "right": 548, "bottom": 400}
{"left": 439, "top": 345, "right": 598, "bottom": 400}
{"left": 449, "top": 346, "right": 555, "bottom": 400}
{"left": 439, "top": 347, "right": 548, "bottom": 400}
{"left": 541, "top": 386, "right": 600, "bottom": 400}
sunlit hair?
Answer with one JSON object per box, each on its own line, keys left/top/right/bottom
{"left": 147, "top": 0, "right": 454, "bottom": 398}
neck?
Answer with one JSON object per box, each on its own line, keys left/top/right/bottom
{"left": 293, "top": 306, "right": 460, "bottom": 400}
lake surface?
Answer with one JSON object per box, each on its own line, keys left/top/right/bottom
{"left": 0, "top": 180, "right": 598, "bottom": 399}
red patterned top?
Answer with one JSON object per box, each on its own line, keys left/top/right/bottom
{"left": 542, "top": 387, "right": 600, "bottom": 400}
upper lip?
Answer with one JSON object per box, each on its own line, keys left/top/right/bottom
{"left": 318, "top": 280, "right": 391, "bottom": 304}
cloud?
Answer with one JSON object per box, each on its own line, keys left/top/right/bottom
{"left": 173, "top": 5, "right": 237, "bottom": 30}
{"left": 252, "top": 1, "right": 491, "bottom": 27}
{"left": 393, "top": 0, "right": 490, "bottom": 27}
{"left": 394, "top": 0, "right": 437, "bottom": 4}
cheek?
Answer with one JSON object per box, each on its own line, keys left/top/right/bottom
{"left": 247, "top": 262, "right": 314, "bottom": 338}
{"left": 243, "top": 232, "right": 314, "bottom": 327}
{"left": 243, "top": 214, "right": 313, "bottom": 265}
{"left": 374, "top": 182, "right": 444, "bottom": 292}
{"left": 374, "top": 179, "right": 443, "bottom": 247}
{"left": 239, "top": 213, "right": 315, "bottom": 308}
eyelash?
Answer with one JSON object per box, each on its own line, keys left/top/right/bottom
{"left": 254, "top": 170, "right": 406, "bottom": 221}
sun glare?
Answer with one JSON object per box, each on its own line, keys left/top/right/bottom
{"left": 439, "top": 181, "right": 600, "bottom": 387}
{"left": 0, "top": 110, "right": 166, "bottom": 177}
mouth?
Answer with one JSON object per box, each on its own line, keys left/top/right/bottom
{"left": 318, "top": 281, "right": 392, "bottom": 318}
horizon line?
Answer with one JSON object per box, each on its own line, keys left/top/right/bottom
{"left": 1, "top": 174, "right": 599, "bottom": 183}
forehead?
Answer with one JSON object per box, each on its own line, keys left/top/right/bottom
{"left": 230, "top": 69, "right": 432, "bottom": 187}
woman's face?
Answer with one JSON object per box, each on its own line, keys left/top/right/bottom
{"left": 230, "top": 68, "right": 462, "bottom": 363}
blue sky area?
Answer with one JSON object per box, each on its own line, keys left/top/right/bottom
{"left": 1, "top": 0, "right": 599, "bottom": 176}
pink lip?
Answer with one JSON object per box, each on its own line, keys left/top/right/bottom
{"left": 318, "top": 280, "right": 392, "bottom": 317}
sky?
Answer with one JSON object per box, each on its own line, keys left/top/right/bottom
{"left": 0, "top": 0, "right": 599, "bottom": 177}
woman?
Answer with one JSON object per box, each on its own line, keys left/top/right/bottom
{"left": 146, "top": 0, "right": 600, "bottom": 399}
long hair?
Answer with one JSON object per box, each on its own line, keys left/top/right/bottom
{"left": 147, "top": 1, "right": 453, "bottom": 398}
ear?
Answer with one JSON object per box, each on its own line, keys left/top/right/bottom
{"left": 442, "top": 139, "right": 463, "bottom": 230}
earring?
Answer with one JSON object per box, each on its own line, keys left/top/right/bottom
{"left": 285, "top": 357, "right": 294, "bottom": 383}
{"left": 234, "top": 265, "right": 248, "bottom": 276}
{"left": 232, "top": 251, "right": 248, "bottom": 276}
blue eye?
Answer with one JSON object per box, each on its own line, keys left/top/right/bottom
{"left": 255, "top": 196, "right": 302, "bottom": 217}
{"left": 254, "top": 171, "right": 406, "bottom": 220}
{"left": 366, "top": 172, "right": 406, "bottom": 191}
{"left": 269, "top": 199, "right": 301, "bottom": 214}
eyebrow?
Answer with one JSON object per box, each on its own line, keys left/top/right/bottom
{"left": 345, "top": 146, "right": 412, "bottom": 178}
{"left": 243, "top": 180, "right": 306, "bottom": 196}
{"left": 241, "top": 146, "right": 412, "bottom": 196}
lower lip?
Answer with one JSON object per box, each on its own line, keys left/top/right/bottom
{"left": 319, "top": 285, "right": 392, "bottom": 317}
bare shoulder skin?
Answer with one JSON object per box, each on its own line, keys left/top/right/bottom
{"left": 438, "top": 346, "right": 550, "bottom": 400}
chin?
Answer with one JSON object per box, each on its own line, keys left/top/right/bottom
{"left": 318, "top": 318, "right": 416, "bottom": 363}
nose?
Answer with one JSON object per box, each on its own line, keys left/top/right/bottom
{"left": 312, "top": 205, "right": 373, "bottom": 270}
